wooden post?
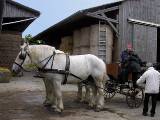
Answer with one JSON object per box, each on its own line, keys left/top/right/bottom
{"left": 0, "top": 0, "right": 5, "bottom": 31}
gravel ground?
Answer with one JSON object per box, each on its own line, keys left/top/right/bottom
{"left": 0, "top": 72, "right": 160, "bottom": 120}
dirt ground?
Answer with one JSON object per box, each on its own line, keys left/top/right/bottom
{"left": 0, "top": 72, "right": 160, "bottom": 120}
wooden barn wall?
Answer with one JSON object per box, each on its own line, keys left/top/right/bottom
{"left": 0, "top": 32, "right": 22, "bottom": 69}
{"left": 3, "top": 2, "right": 36, "bottom": 17}
{"left": 119, "top": 0, "right": 159, "bottom": 62}
{"left": 133, "top": 25, "right": 157, "bottom": 62}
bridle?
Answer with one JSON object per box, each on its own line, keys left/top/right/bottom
{"left": 14, "top": 49, "right": 32, "bottom": 72}
{"left": 14, "top": 48, "right": 56, "bottom": 72}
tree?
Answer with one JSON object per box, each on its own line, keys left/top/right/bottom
{"left": 24, "top": 34, "right": 45, "bottom": 44}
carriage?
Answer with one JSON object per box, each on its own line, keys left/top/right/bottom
{"left": 104, "top": 63, "right": 144, "bottom": 108}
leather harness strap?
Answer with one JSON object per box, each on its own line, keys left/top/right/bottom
{"left": 38, "top": 51, "right": 82, "bottom": 84}
{"left": 63, "top": 53, "right": 70, "bottom": 84}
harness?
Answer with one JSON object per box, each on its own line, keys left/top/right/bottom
{"left": 38, "top": 51, "right": 73, "bottom": 84}
{"left": 14, "top": 49, "right": 106, "bottom": 90}
{"left": 14, "top": 49, "right": 90, "bottom": 85}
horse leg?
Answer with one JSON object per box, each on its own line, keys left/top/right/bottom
{"left": 88, "top": 85, "right": 97, "bottom": 109}
{"left": 52, "top": 79, "right": 64, "bottom": 113}
{"left": 77, "top": 83, "right": 83, "bottom": 102}
{"left": 94, "top": 79, "right": 104, "bottom": 112}
{"left": 84, "top": 84, "right": 92, "bottom": 104}
{"left": 43, "top": 78, "right": 55, "bottom": 107}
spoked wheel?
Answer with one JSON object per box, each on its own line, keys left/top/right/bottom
{"left": 104, "top": 80, "right": 117, "bottom": 101}
{"left": 126, "top": 87, "right": 144, "bottom": 108}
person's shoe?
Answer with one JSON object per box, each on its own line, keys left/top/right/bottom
{"left": 142, "top": 112, "right": 148, "bottom": 116}
{"left": 150, "top": 114, "right": 154, "bottom": 117}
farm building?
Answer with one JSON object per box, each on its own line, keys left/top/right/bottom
{"left": 34, "top": 0, "right": 160, "bottom": 64}
{"left": 0, "top": 0, "right": 40, "bottom": 68}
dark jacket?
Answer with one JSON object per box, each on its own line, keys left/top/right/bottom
{"left": 128, "top": 53, "right": 142, "bottom": 73}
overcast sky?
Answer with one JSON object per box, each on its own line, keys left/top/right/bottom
{"left": 14, "top": 0, "right": 119, "bottom": 37}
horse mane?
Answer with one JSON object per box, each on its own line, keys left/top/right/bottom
{"left": 28, "top": 45, "right": 64, "bottom": 56}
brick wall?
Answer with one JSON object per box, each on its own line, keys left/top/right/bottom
{"left": 0, "top": 32, "right": 22, "bottom": 69}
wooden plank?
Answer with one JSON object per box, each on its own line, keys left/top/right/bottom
{"left": 128, "top": 18, "right": 160, "bottom": 27}
{"left": 86, "top": 12, "right": 118, "bottom": 24}
{"left": 93, "top": 6, "right": 119, "bottom": 15}
{"left": 107, "top": 63, "right": 119, "bottom": 79}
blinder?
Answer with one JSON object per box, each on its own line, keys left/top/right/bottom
{"left": 19, "top": 52, "right": 27, "bottom": 60}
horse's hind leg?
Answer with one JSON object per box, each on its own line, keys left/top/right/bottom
{"left": 94, "top": 78, "right": 104, "bottom": 112}
{"left": 88, "top": 85, "right": 97, "bottom": 108}
{"left": 77, "top": 83, "right": 83, "bottom": 102}
{"left": 84, "top": 84, "right": 92, "bottom": 104}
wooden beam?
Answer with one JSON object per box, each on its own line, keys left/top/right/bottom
{"left": 2, "top": 17, "right": 37, "bottom": 26}
{"left": 93, "top": 6, "right": 119, "bottom": 15}
{"left": 128, "top": 18, "right": 160, "bottom": 27}
{"left": 86, "top": 12, "right": 119, "bottom": 36}
{"left": 87, "top": 12, "right": 118, "bottom": 24}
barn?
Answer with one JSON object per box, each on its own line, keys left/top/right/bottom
{"left": 34, "top": 0, "right": 160, "bottom": 64}
{"left": 0, "top": 0, "right": 40, "bottom": 68}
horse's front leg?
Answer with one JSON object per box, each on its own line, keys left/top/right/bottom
{"left": 52, "top": 79, "right": 64, "bottom": 113}
{"left": 43, "top": 78, "right": 55, "bottom": 107}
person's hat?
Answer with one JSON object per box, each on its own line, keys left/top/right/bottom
{"left": 127, "top": 43, "right": 132, "bottom": 51}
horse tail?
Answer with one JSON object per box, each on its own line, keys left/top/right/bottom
{"left": 101, "top": 74, "right": 109, "bottom": 86}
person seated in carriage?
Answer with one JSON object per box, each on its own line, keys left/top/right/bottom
{"left": 119, "top": 43, "right": 143, "bottom": 88}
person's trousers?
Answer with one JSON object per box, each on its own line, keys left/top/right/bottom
{"left": 143, "top": 93, "right": 158, "bottom": 115}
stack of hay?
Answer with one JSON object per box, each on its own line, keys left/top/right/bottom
{"left": 0, "top": 67, "right": 12, "bottom": 83}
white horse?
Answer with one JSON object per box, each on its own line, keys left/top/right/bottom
{"left": 12, "top": 43, "right": 107, "bottom": 112}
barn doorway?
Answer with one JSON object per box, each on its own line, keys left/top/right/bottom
{"left": 157, "top": 28, "right": 160, "bottom": 63}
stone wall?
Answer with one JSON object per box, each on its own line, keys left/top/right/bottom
{"left": 0, "top": 32, "right": 22, "bottom": 69}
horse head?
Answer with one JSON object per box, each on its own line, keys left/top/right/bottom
{"left": 12, "top": 41, "right": 33, "bottom": 75}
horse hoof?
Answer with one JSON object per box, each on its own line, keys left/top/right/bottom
{"left": 75, "top": 99, "right": 83, "bottom": 103}
{"left": 54, "top": 108, "right": 63, "bottom": 113}
{"left": 94, "top": 108, "right": 101, "bottom": 112}
{"left": 83, "top": 101, "right": 89, "bottom": 104}
{"left": 43, "top": 103, "right": 52, "bottom": 107}
{"left": 87, "top": 106, "right": 93, "bottom": 110}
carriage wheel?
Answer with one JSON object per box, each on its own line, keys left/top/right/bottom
{"left": 104, "top": 80, "right": 117, "bottom": 101}
{"left": 126, "top": 87, "right": 144, "bottom": 108}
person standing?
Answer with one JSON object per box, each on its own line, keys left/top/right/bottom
{"left": 136, "top": 63, "right": 160, "bottom": 117}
